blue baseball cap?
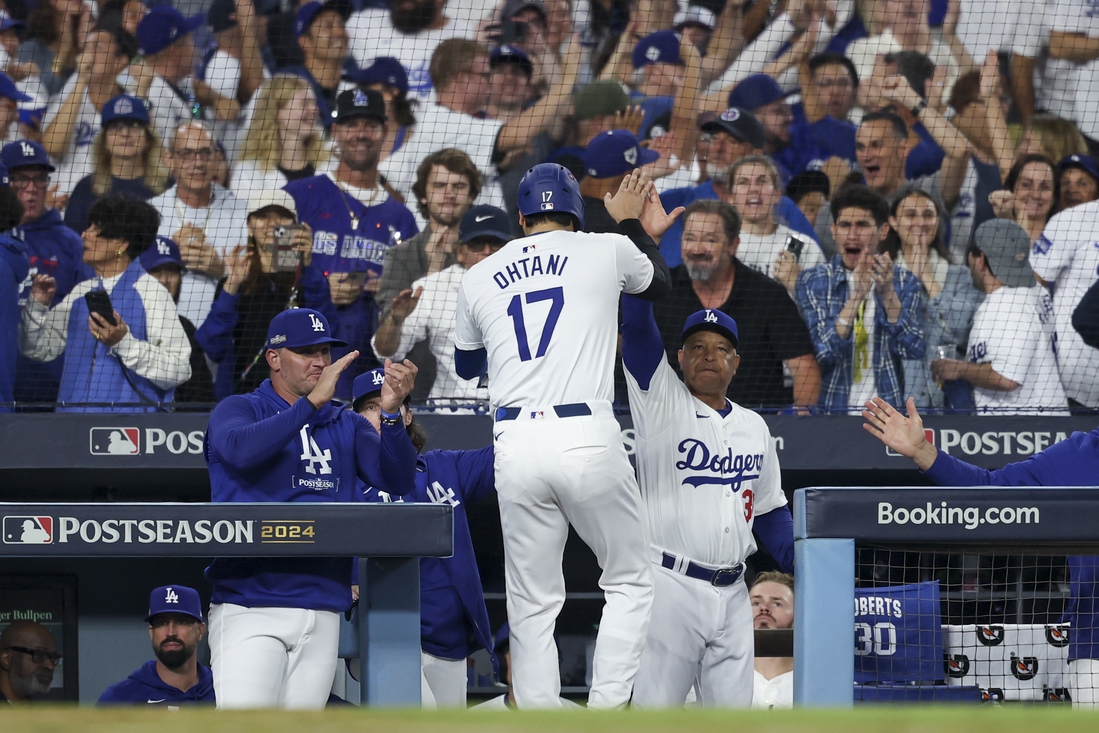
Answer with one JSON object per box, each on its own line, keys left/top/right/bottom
{"left": 681, "top": 308, "right": 739, "bottom": 348}
{"left": 1, "top": 139, "right": 54, "bottom": 172}
{"left": 728, "top": 73, "right": 786, "bottom": 112}
{"left": 1058, "top": 153, "right": 1099, "bottom": 183}
{"left": 490, "top": 44, "right": 533, "bottom": 77}
{"left": 583, "top": 129, "right": 659, "bottom": 179}
{"left": 145, "top": 585, "right": 204, "bottom": 623}
{"left": 294, "top": 0, "right": 352, "bottom": 40}
{"left": 632, "top": 30, "right": 682, "bottom": 69}
{"left": 137, "top": 6, "right": 205, "bottom": 56}
{"left": 140, "top": 236, "right": 183, "bottom": 271}
{"left": 460, "top": 205, "right": 512, "bottom": 243}
{"left": 0, "top": 72, "right": 31, "bottom": 103}
{"left": 101, "top": 94, "right": 150, "bottom": 125}
{"left": 345, "top": 57, "right": 409, "bottom": 95}
{"left": 352, "top": 366, "right": 411, "bottom": 407}
{"left": 266, "top": 308, "right": 348, "bottom": 350}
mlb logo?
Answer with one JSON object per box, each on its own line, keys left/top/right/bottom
{"left": 90, "top": 427, "right": 140, "bottom": 455}
{"left": 887, "top": 429, "right": 934, "bottom": 457}
{"left": 3, "top": 516, "right": 53, "bottom": 544}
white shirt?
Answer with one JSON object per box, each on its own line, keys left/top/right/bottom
{"left": 374, "top": 263, "right": 489, "bottom": 401}
{"left": 736, "top": 225, "right": 824, "bottom": 284}
{"left": 43, "top": 76, "right": 100, "bottom": 196}
{"left": 624, "top": 352, "right": 786, "bottom": 567}
{"left": 229, "top": 158, "right": 294, "bottom": 196}
{"left": 1031, "top": 201, "right": 1099, "bottom": 407}
{"left": 957, "top": 0, "right": 1026, "bottom": 57}
{"left": 345, "top": 9, "right": 474, "bottom": 101}
{"left": 1015, "top": 1, "right": 1077, "bottom": 127}
{"left": 967, "top": 285, "right": 1069, "bottom": 415}
{"left": 19, "top": 270, "right": 191, "bottom": 390}
{"left": 380, "top": 102, "right": 506, "bottom": 209}
{"left": 1051, "top": 0, "right": 1099, "bottom": 138}
{"left": 752, "top": 670, "right": 793, "bottom": 710}
{"left": 149, "top": 182, "right": 250, "bottom": 328}
{"left": 454, "top": 229, "right": 654, "bottom": 408}
{"left": 138, "top": 74, "right": 202, "bottom": 150}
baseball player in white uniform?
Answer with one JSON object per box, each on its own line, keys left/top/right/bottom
{"left": 453, "top": 164, "right": 674, "bottom": 709}
{"left": 620, "top": 286, "right": 795, "bottom": 707}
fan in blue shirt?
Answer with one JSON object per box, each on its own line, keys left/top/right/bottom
{"left": 98, "top": 586, "right": 215, "bottom": 706}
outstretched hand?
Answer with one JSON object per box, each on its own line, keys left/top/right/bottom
{"left": 862, "top": 396, "right": 939, "bottom": 470}
{"left": 638, "top": 181, "right": 684, "bottom": 239}
{"left": 604, "top": 169, "right": 652, "bottom": 223}
{"left": 380, "top": 358, "right": 418, "bottom": 413}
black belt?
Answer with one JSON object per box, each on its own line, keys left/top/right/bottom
{"left": 662, "top": 553, "right": 745, "bottom": 587}
{"left": 495, "top": 403, "right": 592, "bottom": 421}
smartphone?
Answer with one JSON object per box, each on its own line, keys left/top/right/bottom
{"left": 785, "top": 235, "right": 805, "bottom": 260}
{"left": 272, "top": 225, "right": 303, "bottom": 272}
{"left": 84, "top": 290, "right": 117, "bottom": 326}
{"left": 487, "top": 20, "right": 528, "bottom": 45}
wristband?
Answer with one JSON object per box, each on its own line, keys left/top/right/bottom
{"left": 380, "top": 409, "right": 402, "bottom": 426}
{"left": 837, "top": 316, "right": 851, "bottom": 328}
{"left": 910, "top": 98, "right": 927, "bottom": 118}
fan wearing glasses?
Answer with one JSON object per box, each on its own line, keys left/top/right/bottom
{"left": 0, "top": 621, "right": 60, "bottom": 702}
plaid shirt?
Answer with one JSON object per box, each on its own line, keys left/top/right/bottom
{"left": 795, "top": 256, "right": 927, "bottom": 411}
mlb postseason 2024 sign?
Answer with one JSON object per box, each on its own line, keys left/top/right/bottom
{"left": 0, "top": 503, "right": 454, "bottom": 558}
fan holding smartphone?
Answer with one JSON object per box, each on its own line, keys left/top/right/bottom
{"left": 19, "top": 195, "right": 192, "bottom": 412}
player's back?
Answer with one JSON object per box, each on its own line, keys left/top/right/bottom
{"left": 457, "top": 229, "right": 653, "bottom": 408}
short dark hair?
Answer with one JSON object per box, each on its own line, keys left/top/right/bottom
{"left": 786, "top": 169, "right": 830, "bottom": 203}
{"left": 0, "top": 186, "right": 24, "bottom": 230}
{"left": 829, "top": 184, "right": 889, "bottom": 226}
{"left": 87, "top": 196, "right": 161, "bottom": 260}
{"left": 682, "top": 199, "right": 740, "bottom": 243}
{"left": 861, "top": 109, "right": 908, "bottom": 141}
{"left": 521, "top": 211, "right": 576, "bottom": 230}
{"left": 411, "top": 148, "right": 483, "bottom": 218}
{"left": 92, "top": 14, "right": 139, "bottom": 60}
{"left": 808, "top": 52, "right": 859, "bottom": 87}
{"left": 884, "top": 50, "right": 935, "bottom": 101}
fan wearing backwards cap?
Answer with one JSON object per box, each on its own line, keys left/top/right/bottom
{"left": 203, "top": 309, "right": 418, "bottom": 709}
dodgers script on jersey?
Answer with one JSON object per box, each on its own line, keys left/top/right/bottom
{"left": 624, "top": 356, "right": 786, "bottom": 567}
{"left": 453, "top": 229, "right": 655, "bottom": 407}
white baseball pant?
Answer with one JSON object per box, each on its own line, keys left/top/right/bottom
{"left": 421, "top": 651, "right": 466, "bottom": 708}
{"left": 209, "top": 603, "right": 340, "bottom": 709}
{"left": 632, "top": 560, "right": 754, "bottom": 708}
{"left": 494, "top": 402, "right": 654, "bottom": 709}
{"left": 1072, "top": 659, "right": 1099, "bottom": 708}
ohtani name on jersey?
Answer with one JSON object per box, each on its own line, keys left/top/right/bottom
{"left": 675, "top": 439, "right": 762, "bottom": 490}
{"left": 492, "top": 254, "right": 569, "bottom": 289}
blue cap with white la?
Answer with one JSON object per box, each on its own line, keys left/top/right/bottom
{"left": 145, "top": 585, "right": 204, "bottom": 623}
{"left": 101, "top": 94, "right": 150, "bottom": 125}
{"left": 632, "top": 30, "right": 682, "bottom": 69}
{"left": 266, "top": 308, "right": 348, "bottom": 350}
{"left": 0, "top": 139, "right": 55, "bottom": 172}
{"left": 583, "top": 130, "right": 659, "bottom": 179}
{"left": 140, "top": 236, "right": 183, "bottom": 271}
{"left": 352, "top": 367, "right": 387, "bottom": 404}
{"left": 681, "top": 308, "right": 739, "bottom": 348}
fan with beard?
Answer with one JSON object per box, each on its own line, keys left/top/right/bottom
{"left": 391, "top": 0, "right": 436, "bottom": 33}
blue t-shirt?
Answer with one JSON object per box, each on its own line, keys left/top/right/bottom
{"left": 98, "top": 660, "right": 215, "bottom": 705}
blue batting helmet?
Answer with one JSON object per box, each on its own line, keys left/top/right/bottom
{"left": 516, "top": 163, "right": 585, "bottom": 230}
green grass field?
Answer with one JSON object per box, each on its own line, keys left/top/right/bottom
{"left": 0, "top": 707, "right": 1097, "bottom": 733}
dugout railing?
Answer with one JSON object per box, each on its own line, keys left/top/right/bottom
{"left": 0, "top": 502, "right": 452, "bottom": 706}
{"left": 793, "top": 486, "right": 1099, "bottom": 706}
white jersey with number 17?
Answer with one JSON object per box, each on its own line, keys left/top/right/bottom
{"left": 454, "top": 229, "right": 655, "bottom": 409}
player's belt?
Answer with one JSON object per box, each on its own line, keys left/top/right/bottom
{"left": 494, "top": 403, "right": 593, "bottom": 421}
{"left": 661, "top": 552, "right": 745, "bottom": 587}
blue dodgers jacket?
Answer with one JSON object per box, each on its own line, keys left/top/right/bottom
{"left": 97, "top": 660, "right": 215, "bottom": 705}
{"left": 0, "top": 234, "right": 29, "bottom": 409}
{"left": 362, "top": 447, "right": 496, "bottom": 661}
{"left": 204, "top": 379, "right": 418, "bottom": 612}
{"left": 922, "top": 429, "right": 1099, "bottom": 660}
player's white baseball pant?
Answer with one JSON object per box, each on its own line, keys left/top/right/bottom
{"left": 494, "top": 402, "right": 654, "bottom": 709}
{"left": 421, "top": 651, "right": 466, "bottom": 708}
{"left": 209, "top": 603, "right": 340, "bottom": 709}
{"left": 632, "top": 559, "right": 754, "bottom": 708}
{"left": 1072, "top": 658, "right": 1099, "bottom": 708}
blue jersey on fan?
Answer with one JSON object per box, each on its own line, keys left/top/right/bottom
{"left": 284, "top": 173, "right": 418, "bottom": 281}
{"left": 361, "top": 446, "right": 497, "bottom": 662}
{"left": 922, "top": 429, "right": 1099, "bottom": 660}
{"left": 97, "top": 660, "right": 215, "bottom": 705}
{"left": 203, "top": 380, "right": 417, "bottom": 612}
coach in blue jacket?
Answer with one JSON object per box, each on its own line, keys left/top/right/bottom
{"left": 98, "top": 585, "right": 215, "bottom": 706}
{"left": 353, "top": 368, "right": 496, "bottom": 708}
{"left": 203, "top": 308, "right": 419, "bottom": 709}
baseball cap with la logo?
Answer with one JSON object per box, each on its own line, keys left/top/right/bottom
{"left": 266, "top": 308, "right": 349, "bottom": 350}
{"left": 582, "top": 130, "right": 660, "bottom": 179}
{"left": 681, "top": 308, "right": 739, "bottom": 347}
{"left": 145, "top": 585, "right": 204, "bottom": 622}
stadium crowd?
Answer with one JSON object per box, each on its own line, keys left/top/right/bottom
{"left": 0, "top": 0, "right": 1096, "bottom": 414}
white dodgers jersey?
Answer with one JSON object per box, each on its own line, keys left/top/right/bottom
{"left": 624, "top": 356, "right": 785, "bottom": 567}
{"left": 454, "top": 229, "right": 655, "bottom": 408}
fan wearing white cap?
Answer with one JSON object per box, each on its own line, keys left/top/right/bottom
{"left": 194, "top": 189, "right": 314, "bottom": 399}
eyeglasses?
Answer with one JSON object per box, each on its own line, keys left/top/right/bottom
{"left": 10, "top": 174, "right": 50, "bottom": 189}
{"left": 172, "top": 148, "right": 214, "bottom": 162}
{"left": 5, "top": 646, "right": 62, "bottom": 665}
